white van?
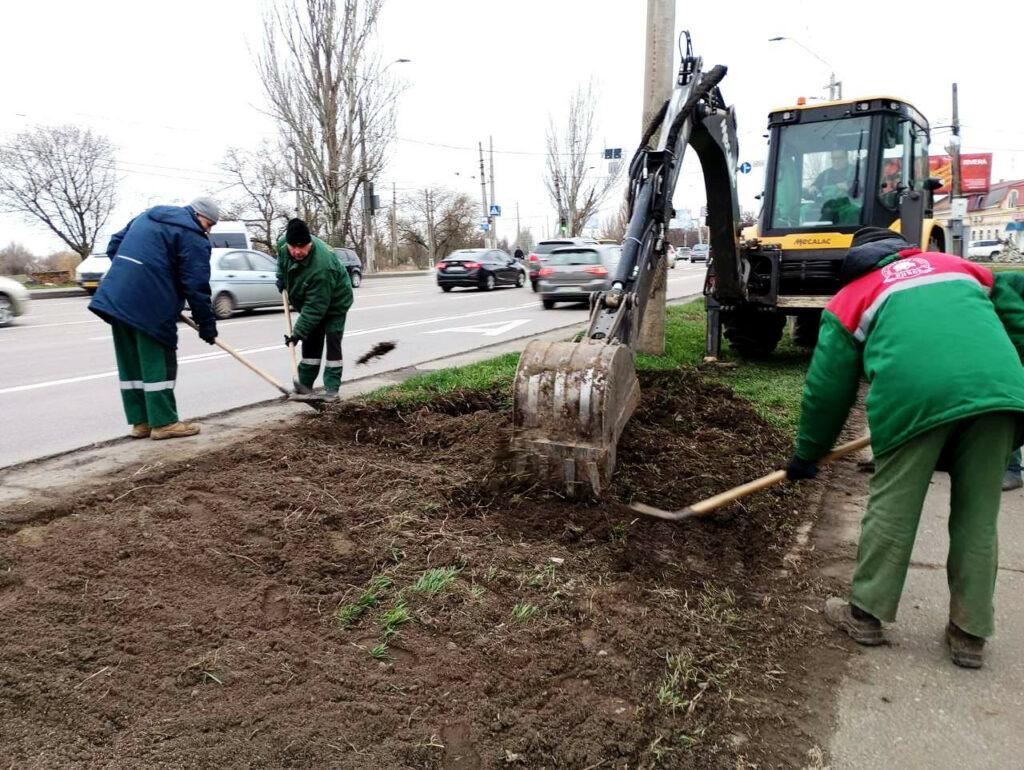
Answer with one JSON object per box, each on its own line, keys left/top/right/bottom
{"left": 209, "top": 220, "right": 252, "bottom": 250}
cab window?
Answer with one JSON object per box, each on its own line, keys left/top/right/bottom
{"left": 878, "top": 116, "right": 929, "bottom": 211}
{"left": 770, "top": 116, "right": 870, "bottom": 229}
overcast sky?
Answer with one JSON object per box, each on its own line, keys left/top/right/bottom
{"left": 2, "top": 0, "right": 1021, "bottom": 255}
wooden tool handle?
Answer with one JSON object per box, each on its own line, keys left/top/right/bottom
{"left": 179, "top": 314, "right": 290, "bottom": 395}
{"left": 282, "top": 290, "right": 300, "bottom": 379}
{"left": 687, "top": 435, "right": 871, "bottom": 517}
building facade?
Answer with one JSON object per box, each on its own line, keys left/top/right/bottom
{"left": 933, "top": 179, "right": 1024, "bottom": 248}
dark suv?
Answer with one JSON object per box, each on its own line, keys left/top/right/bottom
{"left": 333, "top": 248, "right": 363, "bottom": 287}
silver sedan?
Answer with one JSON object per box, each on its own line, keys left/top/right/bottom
{"left": 209, "top": 248, "right": 283, "bottom": 319}
{"left": 0, "top": 276, "right": 30, "bottom": 327}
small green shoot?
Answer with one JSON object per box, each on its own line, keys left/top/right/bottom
{"left": 484, "top": 566, "right": 498, "bottom": 582}
{"left": 410, "top": 566, "right": 461, "bottom": 595}
{"left": 527, "top": 564, "right": 558, "bottom": 588}
{"left": 468, "top": 584, "right": 485, "bottom": 600}
{"left": 379, "top": 601, "right": 412, "bottom": 638}
{"left": 610, "top": 522, "right": 628, "bottom": 541}
{"left": 335, "top": 603, "right": 363, "bottom": 627}
{"left": 336, "top": 574, "right": 393, "bottom": 628}
{"left": 370, "top": 643, "right": 390, "bottom": 661}
{"left": 511, "top": 602, "right": 539, "bottom": 622}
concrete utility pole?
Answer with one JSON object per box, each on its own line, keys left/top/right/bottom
{"left": 948, "top": 82, "right": 964, "bottom": 257}
{"left": 637, "top": 0, "right": 674, "bottom": 356}
{"left": 359, "top": 102, "right": 375, "bottom": 273}
{"left": 489, "top": 136, "right": 497, "bottom": 248}
{"left": 425, "top": 189, "right": 435, "bottom": 262}
{"left": 478, "top": 141, "right": 490, "bottom": 246}
{"left": 516, "top": 201, "right": 521, "bottom": 246}
{"left": 390, "top": 182, "right": 397, "bottom": 267}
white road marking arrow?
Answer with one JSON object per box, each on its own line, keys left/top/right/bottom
{"left": 424, "top": 318, "right": 531, "bottom": 336}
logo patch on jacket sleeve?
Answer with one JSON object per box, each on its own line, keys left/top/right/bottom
{"left": 881, "top": 257, "right": 934, "bottom": 284}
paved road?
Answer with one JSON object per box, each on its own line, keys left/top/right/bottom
{"left": 0, "top": 266, "right": 707, "bottom": 467}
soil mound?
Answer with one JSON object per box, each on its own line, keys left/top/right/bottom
{"left": 0, "top": 369, "right": 834, "bottom": 768}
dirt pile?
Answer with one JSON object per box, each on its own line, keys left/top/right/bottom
{"left": 0, "top": 369, "right": 838, "bottom": 768}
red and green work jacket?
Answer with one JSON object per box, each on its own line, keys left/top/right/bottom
{"left": 796, "top": 248, "right": 1024, "bottom": 461}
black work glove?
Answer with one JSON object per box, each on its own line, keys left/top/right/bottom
{"left": 283, "top": 334, "right": 301, "bottom": 347}
{"left": 276, "top": 278, "right": 286, "bottom": 293}
{"left": 198, "top": 322, "right": 218, "bottom": 345}
{"left": 785, "top": 455, "right": 819, "bottom": 481}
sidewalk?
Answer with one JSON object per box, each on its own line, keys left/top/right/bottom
{"left": 825, "top": 472, "right": 1024, "bottom": 768}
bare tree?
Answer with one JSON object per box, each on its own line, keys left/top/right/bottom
{"left": 0, "top": 242, "right": 36, "bottom": 275}
{"left": 0, "top": 125, "right": 118, "bottom": 260}
{"left": 221, "top": 142, "right": 292, "bottom": 253}
{"left": 256, "top": 0, "right": 400, "bottom": 248}
{"left": 600, "top": 201, "right": 629, "bottom": 242}
{"left": 399, "top": 187, "right": 481, "bottom": 267}
{"left": 37, "top": 250, "right": 80, "bottom": 274}
{"left": 544, "top": 83, "right": 622, "bottom": 237}
{"left": 515, "top": 227, "right": 535, "bottom": 253}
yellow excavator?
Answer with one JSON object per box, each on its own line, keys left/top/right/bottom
{"left": 511, "top": 32, "right": 945, "bottom": 496}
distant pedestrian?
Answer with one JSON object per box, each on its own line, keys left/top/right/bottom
{"left": 787, "top": 226, "right": 1024, "bottom": 668}
{"left": 88, "top": 197, "right": 220, "bottom": 440}
{"left": 276, "top": 219, "right": 353, "bottom": 397}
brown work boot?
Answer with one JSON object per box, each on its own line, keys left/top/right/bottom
{"left": 824, "top": 597, "right": 884, "bottom": 646}
{"left": 129, "top": 423, "right": 151, "bottom": 439}
{"left": 946, "top": 622, "right": 985, "bottom": 669}
{"left": 150, "top": 421, "right": 201, "bottom": 440}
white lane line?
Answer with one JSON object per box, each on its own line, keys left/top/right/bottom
{"left": 0, "top": 319, "right": 101, "bottom": 332}
{"left": 0, "top": 301, "right": 539, "bottom": 395}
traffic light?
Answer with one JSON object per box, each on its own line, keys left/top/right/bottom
{"left": 559, "top": 215, "right": 567, "bottom": 235}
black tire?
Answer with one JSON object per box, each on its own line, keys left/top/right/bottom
{"left": 480, "top": 273, "right": 496, "bottom": 291}
{"left": 0, "top": 293, "right": 13, "bottom": 327}
{"left": 542, "top": 298, "right": 555, "bottom": 309}
{"left": 792, "top": 311, "right": 822, "bottom": 348}
{"left": 350, "top": 270, "right": 362, "bottom": 287}
{"left": 990, "top": 251, "right": 1000, "bottom": 259}
{"left": 213, "top": 292, "right": 235, "bottom": 320}
{"left": 723, "top": 306, "right": 786, "bottom": 358}
{"left": 440, "top": 285, "right": 452, "bottom": 293}
{"left": 515, "top": 272, "right": 525, "bottom": 288}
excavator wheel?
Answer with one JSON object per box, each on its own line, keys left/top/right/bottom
{"left": 511, "top": 339, "right": 641, "bottom": 497}
{"left": 723, "top": 307, "right": 786, "bottom": 359}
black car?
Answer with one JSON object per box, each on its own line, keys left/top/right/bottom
{"left": 333, "top": 248, "right": 363, "bottom": 287}
{"left": 436, "top": 248, "right": 526, "bottom": 292}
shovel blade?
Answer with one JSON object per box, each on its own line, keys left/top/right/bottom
{"left": 511, "top": 339, "right": 640, "bottom": 497}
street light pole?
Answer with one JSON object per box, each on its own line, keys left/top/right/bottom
{"left": 768, "top": 37, "right": 841, "bottom": 101}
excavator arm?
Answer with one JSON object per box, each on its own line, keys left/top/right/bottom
{"left": 511, "top": 33, "right": 744, "bottom": 496}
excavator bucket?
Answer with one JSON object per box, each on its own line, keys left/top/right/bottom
{"left": 512, "top": 339, "right": 640, "bottom": 497}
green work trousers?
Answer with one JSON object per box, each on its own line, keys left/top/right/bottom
{"left": 111, "top": 320, "right": 179, "bottom": 428}
{"left": 297, "top": 314, "right": 346, "bottom": 392}
{"left": 851, "top": 411, "right": 1020, "bottom": 638}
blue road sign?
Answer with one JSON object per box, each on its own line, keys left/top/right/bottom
{"left": 480, "top": 222, "right": 490, "bottom": 232}
{"left": 738, "top": 161, "right": 752, "bottom": 174}
{"left": 489, "top": 204, "right": 502, "bottom": 217}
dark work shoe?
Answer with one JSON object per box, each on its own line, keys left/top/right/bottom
{"left": 1002, "top": 469, "right": 1022, "bottom": 492}
{"left": 946, "top": 622, "right": 985, "bottom": 669}
{"left": 824, "top": 597, "right": 884, "bottom": 646}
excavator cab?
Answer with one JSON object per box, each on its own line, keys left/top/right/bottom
{"left": 706, "top": 97, "right": 944, "bottom": 357}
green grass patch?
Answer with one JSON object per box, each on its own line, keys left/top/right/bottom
{"left": 379, "top": 601, "right": 412, "bottom": 638}
{"left": 409, "top": 566, "right": 461, "bottom": 595}
{"left": 335, "top": 574, "right": 394, "bottom": 628}
{"left": 511, "top": 602, "right": 539, "bottom": 622}
{"left": 977, "top": 262, "right": 1024, "bottom": 273}
{"left": 367, "top": 352, "right": 520, "bottom": 408}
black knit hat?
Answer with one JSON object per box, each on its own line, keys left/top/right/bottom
{"left": 851, "top": 226, "right": 901, "bottom": 248}
{"left": 286, "top": 218, "right": 312, "bottom": 246}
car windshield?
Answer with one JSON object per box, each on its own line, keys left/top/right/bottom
{"left": 770, "top": 115, "right": 871, "bottom": 229}
{"left": 548, "top": 249, "right": 600, "bottom": 265}
{"left": 209, "top": 233, "right": 247, "bottom": 249}
{"left": 535, "top": 242, "right": 575, "bottom": 255}
{"left": 445, "top": 251, "right": 485, "bottom": 262}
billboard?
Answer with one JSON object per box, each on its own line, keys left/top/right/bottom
{"left": 928, "top": 153, "right": 993, "bottom": 194}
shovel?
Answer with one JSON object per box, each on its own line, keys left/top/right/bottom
{"left": 281, "top": 291, "right": 334, "bottom": 407}
{"left": 630, "top": 435, "right": 871, "bottom": 522}
{"left": 178, "top": 314, "right": 324, "bottom": 412}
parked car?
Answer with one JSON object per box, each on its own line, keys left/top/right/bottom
{"left": 333, "top": 248, "right": 363, "bottom": 287}
{"left": 0, "top": 275, "right": 30, "bottom": 327}
{"left": 209, "top": 248, "right": 283, "bottom": 319}
{"left": 537, "top": 244, "right": 623, "bottom": 309}
{"left": 967, "top": 239, "right": 1003, "bottom": 259}
{"left": 690, "top": 243, "right": 710, "bottom": 262}
{"left": 436, "top": 248, "right": 525, "bottom": 292}
{"left": 75, "top": 251, "right": 112, "bottom": 294}
{"left": 525, "top": 237, "right": 600, "bottom": 290}
{"left": 673, "top": 245, "right": 692, "bottom": 265}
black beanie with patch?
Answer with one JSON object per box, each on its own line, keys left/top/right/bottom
{"left": 286, "top": 218, "right": 312, "bottom": 246}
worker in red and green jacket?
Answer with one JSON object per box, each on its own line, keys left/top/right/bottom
{"left": 787, "top": 226, "right": 1024, "bottom": 669}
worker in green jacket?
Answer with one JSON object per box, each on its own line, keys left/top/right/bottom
{"left": 996, "top": 270, "right": 1024, "bottom": 491}
{"left": 787, "top": 226, "right": 1024, "bottom": 669}
{"left": 276, "top": 219, "right": 353, "bottom": 396}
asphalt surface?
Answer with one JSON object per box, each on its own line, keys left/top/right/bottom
{"left": 0, "top": 265, "right": 707, "bottom": 467}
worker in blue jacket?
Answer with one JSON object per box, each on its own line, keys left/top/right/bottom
{"left": 89, "top": 197, "right": 220, "bottom": 440}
